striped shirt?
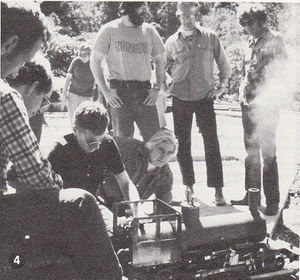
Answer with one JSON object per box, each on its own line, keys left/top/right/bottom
{"left": 0, "top": 79, "right": 61, "bottom": 190}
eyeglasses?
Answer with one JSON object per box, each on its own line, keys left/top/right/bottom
{"left": 240, "top": 19, "right": 256, "bottom": 27}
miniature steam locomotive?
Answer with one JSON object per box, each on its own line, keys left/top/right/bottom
{"left": 0, "top": 193, "right": 298, "bottom": 279}
{"left": 111, "top": 198, "right": 299, "bottom": 280}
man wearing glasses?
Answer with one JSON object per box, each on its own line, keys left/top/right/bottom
{"left": 165, "top": 2, "right": 231, "bottom": 205}
{"left": 48, "top": 101, "right": 141, "bottom": 203}
{"left": 90, "top": 2, "right": 166, "bottom": 142}
{"left": 231, "top": 4, "right": 287, "bottom": 216}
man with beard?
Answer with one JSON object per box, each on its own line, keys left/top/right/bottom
{"left": 90, "top": 2, "right": 166, "bottom": 142}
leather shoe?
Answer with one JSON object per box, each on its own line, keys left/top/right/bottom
{"left": 231, "top": 194, "right": 248, "bottom": 206}
{"left": 214, "top": 194, "right": 226, "bottom": 206}
{"left": 264, "top": 205, "right": 279, "bottom": 216}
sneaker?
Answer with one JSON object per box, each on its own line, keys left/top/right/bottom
{"left": 264, "top": 205, "right": 279, "bottom": 216}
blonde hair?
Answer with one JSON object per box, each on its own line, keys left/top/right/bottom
{"left": 145, "top": 128, "right": 178, "bottom": 156}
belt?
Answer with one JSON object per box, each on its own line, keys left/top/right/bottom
{"left": 109, "top": 79, "right": 151, "bottom": 89}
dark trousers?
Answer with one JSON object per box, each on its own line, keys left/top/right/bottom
{"left": 172, "top": 97, "right": 223, "bottom": 188}
{"left": 241, "top": 104, "right": 280, "bottom": 207}
{"left": 0, "top": 188, "right": 122, "bottom": 280}
{"left": 110, "top": 88, "right": 160, "bottom": 142}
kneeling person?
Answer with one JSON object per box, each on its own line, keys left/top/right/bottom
{"left": 48, "top": 101, "right": 140, "bottom": 202}
{"left": 101, "top": 128, "right": 178, "bottom": 208}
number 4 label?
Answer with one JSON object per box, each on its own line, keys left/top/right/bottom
{"left": 14, "top": 255, "right": 20, "bottom": 265}
{"left": 9, "top": 253, "right": 25, "bottom": 268}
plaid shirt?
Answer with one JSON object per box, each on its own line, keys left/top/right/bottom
{"left": 0, "top": 79, "right": 61, "bottom": 190}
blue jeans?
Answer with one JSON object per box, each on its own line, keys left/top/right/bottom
{"left": 0, "top": 188, "right": 122, "bottom": 280}
{"left": 110, "top": 88, "right": 160, "bottom": 142}
{"left": 172, "top": 97, "right": 223, "bottom": 188}
{"left": 241, "top": 104, "right": 279, "bottom": 207}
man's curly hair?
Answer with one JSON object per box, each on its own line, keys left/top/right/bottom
{"left": 237, "top": 3, "right": 267, "bottom": 25}
{"left": 74, "top": 101, "right": 109, "bottom": 135}
{"left": 6, "top": 62, "right": 52, "bottom": 95}
{"left": 1, "top": 2, "right": 48, "bottom": 55}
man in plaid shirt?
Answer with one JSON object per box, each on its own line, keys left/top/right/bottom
{"left": 0, "top": 3, "right": 122, "bottom": 279}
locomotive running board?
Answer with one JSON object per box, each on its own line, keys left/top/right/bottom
{"left": 247, "top": 268, "right": 299, "bottom": 279}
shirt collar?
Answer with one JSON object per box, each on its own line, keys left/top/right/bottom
{"left": 176, "top": 23, "right": 202, "bottom": 39}
{"left": 249, "top": 27, "right": 270, "bottom": 47}
{"left": 64, "top": 133, "right": 82, "bottom": 151}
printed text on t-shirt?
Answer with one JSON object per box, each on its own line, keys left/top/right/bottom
{"left": 116, "top": 41, "right": 148, "bottom": 54}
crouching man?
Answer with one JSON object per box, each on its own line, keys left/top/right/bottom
{"left": 101, "top": 128, "right": 178, "bottom": 210}
{"left": 48, "top": 101, "right": 141, "bottom": 203}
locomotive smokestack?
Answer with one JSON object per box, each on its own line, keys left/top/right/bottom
{"left": 248, "top": 188, "right": 263, "bottom": 221}
{"left": 181, "top": 202, "right": 201, "bottom": 228}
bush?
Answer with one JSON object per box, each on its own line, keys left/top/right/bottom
{"left": 45, "top": 32, "right": 98, "bottom": 77}
{"left": 46, "top": 36, "right": 76, "bottom": 77}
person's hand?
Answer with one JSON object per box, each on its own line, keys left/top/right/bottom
{"left": 105, "top": 88, "right": 123, "bottom": 108}
{"left": 52, "top": 172, "right": 63, "bottom": 189}
{"left": 238, "top": 92, "right": 249, "bottom": 107}
{"left": 144, "top": 88, "right": 159, "bottom": 106}
{"left": 207, "top": 84, "right": 226, "bottom": 100}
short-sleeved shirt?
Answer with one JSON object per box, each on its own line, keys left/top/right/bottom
{"left": 93, "top": 18, "right": 165, "bottom": 81}
{"left": 241, "top": 28, "right": 287, "bottom": 102}
{"left": 101, "top": 137, "right": 173, "bottom": 204}
{"left": 165, "top": 25, "right": 231, "bottom": 101}
{"left": 68, "top": 57, "right": 95, "bottom": 97}
{"left": 47, "top": 134, "right": 124, "bottom": 195}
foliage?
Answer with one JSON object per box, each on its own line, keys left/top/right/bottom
{"left": 41, "top": 1, "right": 297, "bottom": 99}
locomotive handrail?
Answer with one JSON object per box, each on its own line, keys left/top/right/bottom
{"left": 112, "top": 199, "right": 181, "bottom": 235}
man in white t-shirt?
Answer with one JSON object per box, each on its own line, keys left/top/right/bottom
{"left": 90, "top": 2, "right": 166, "bottom": 141}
